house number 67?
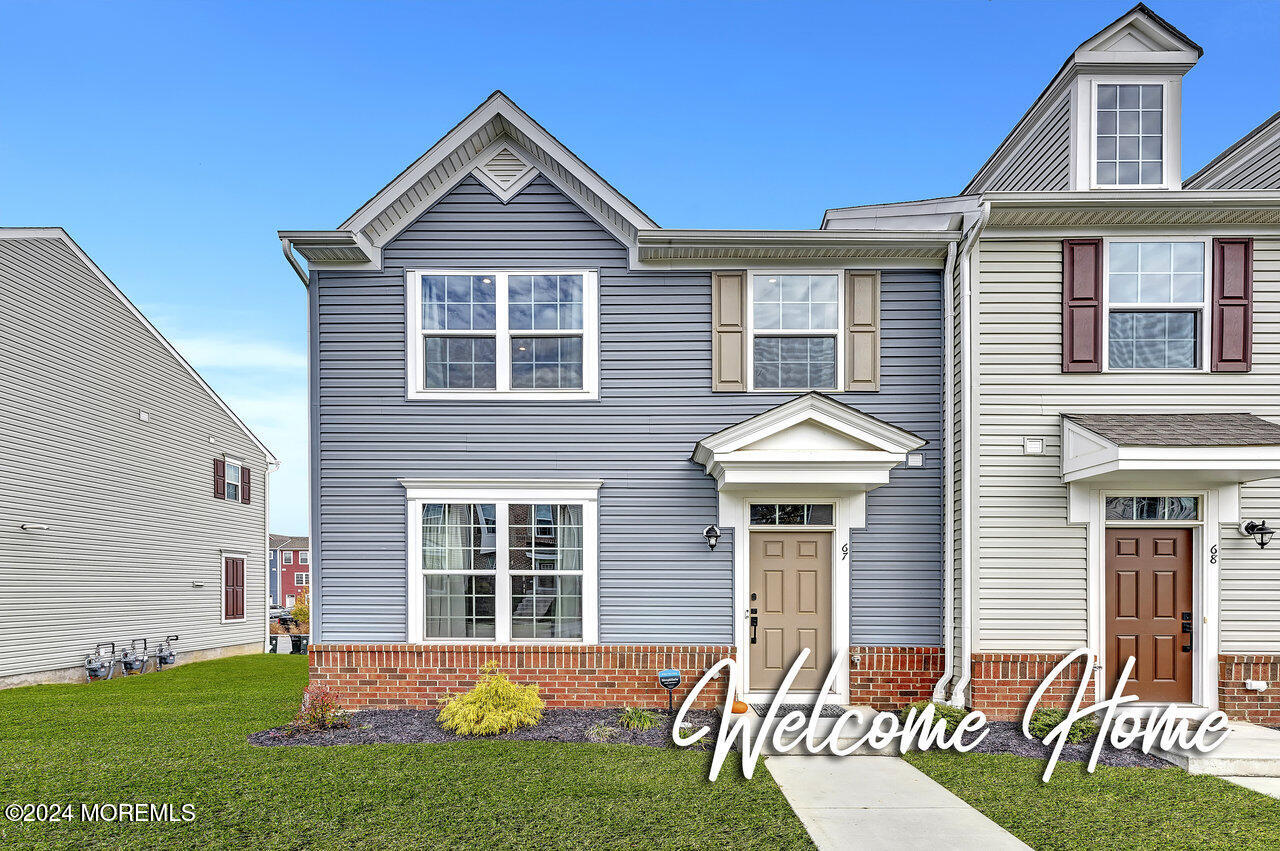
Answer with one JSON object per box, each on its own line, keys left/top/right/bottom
{"left": 842, "top": 543, "right": 849, "bottom": 561}
{"left": 1210, "top": 545, "right": 1218, "bottom": 565}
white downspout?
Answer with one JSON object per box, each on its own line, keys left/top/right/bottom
{"left": 933, "top": 240, "right": 958, "bottom": 701}
{"left": 949, "top": 203, "right": 988, "bottom": 707}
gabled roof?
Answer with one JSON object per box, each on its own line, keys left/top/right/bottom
{"left": 335, "top": 92, "right": 655, "bottom": 253}
{"left": 1185, "top": 110, "right": 1280, "bottom": 190}
{"left": 270, "top": 534, "right": 309, "bottom": 550}
{"left": 0, "top": 228, "right": 276, "bottom": 464}
{"left": 963, "top": 3, "right": 1201, "bottom": 195}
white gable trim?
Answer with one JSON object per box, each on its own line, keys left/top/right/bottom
{"left": 0, "top": 228, "right": 276, "bottom": 464}
{"left": 693, "top": 394, "right": 925, "bottom": 492}
{"left": 339, "top": 92, "right": 656, "bottom": 250}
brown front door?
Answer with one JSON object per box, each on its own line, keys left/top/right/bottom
{"left": 749, "top": 531, "right": 832, "bottom": 692}
{"left": 1105, "top": 528, "right": 1194, "bottom": 703}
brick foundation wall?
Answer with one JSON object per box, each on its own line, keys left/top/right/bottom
{"left": 309, "top": 644, "right": 735, "bottom": 710}
{"left": 1220, "top": 655, "right": 1280, "bottom": 724}
{"left": 848, "top": 646, "right": 945, "bottom": 710}
{"left": 969, "top": 653, "right": 1089, "bottom": 720}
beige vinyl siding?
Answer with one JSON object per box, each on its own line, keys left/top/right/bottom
{"left": 969, "top": 97, "right": 1072, "bottom": 194}
{"left": 0, "top": 236, "right": 269, "bottom": 682}
{"left": 974, "top": 236, "right": 1280, "bottom": 653}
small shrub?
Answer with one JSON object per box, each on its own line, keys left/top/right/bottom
{"left": 288, "top": 684, "right": 350, "bottom": 734}
{"left": 585, "top": 723, "right": 618, "bottom": 743}
{"left": 437, "top": 662, "right": 544, "bottom": 736}
{"left": 898, "top": 700, "right": 967, "bottom": 735}
{"left": 290, "top": 590, "right": 310, "bottom": 625}
{"left": 1028, "top": 707, "right": 1100, "bottom": 743}
{"left": 619, "top": 707, "right": 659, "bottom": 731}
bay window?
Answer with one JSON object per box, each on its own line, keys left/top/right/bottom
{"left": 405, "top": 481, "right": 599, "bottom": 643}
{"left": 407, "top": 270, "right": 598, "bottom": 400}
{"left": 1105, "top": 240, "right": 1206, "bottom": 370}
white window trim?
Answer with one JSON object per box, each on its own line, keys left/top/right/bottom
{"left": 219, "top": 550, "right": 249, "bottom": 624}
{"left": 745, "top": 269, "right": 845, "bottom": 393}
{"left": 299, "top": 551, "right": 309, "bottom": 565}
{"left": 295, "top": 573, "right": 309, "bottom": 586}
{"left": 224, "top": 455, "right": 243, "bottom": 502}
{"left": 283, "top": 550, "right": 293, "bottom": 564}
{"left": 405, "top": 269, "right": 600, "bottom": 401}
{"left": 1101, "top": 237, "right": 1211, "bottom": 373}
{"left": 1087, "top": 77, "right": 1179, "bottom": 191}
{"left": 402, "top": 479, "right": 602, "bottom": 644}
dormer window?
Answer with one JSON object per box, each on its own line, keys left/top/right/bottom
{"left": 1095, "top": 83, "right": 1164, "bottom": 187}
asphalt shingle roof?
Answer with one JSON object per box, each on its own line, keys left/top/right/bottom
{"left": 270, "top": 534, "right": 309, "bottom": 550}
{"left": 1064, "top": 413, "right": 1280, "bottom": 447}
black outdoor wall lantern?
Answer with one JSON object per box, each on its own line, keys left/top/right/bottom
{"left": 703, "top": 525, "right": 722, "bottom": 550}
{"left": 1241, "top": 520, "right": 1276, "bottom": 549}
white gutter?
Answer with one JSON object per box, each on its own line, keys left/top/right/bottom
{"left": 948, "top": 202, "right": 988, "bottom": 707}
{"left": 933, "top": 239, "right": 958, "bottom": 701}
{"left": 280, "top": 238, "right": 310, "bottom": 286}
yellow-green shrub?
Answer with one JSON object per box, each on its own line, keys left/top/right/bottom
{"left": 437, "top": 662, "right": 544, "bottom": 736}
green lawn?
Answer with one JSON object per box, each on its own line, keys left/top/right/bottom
{"left": 0, "top": 655, "right": 813, "bottom": 850}
{"left": 906, "top": 749, "right": 1280, "bottom": 850}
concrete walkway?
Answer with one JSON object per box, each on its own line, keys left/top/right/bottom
{"left": 766, "top": 755, "right": 1029, "bottom": 850}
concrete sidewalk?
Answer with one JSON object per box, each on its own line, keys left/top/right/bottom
{"left": 766, "top": 755, "right": 1029, "bottom": 850}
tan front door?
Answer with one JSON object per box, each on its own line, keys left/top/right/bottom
{"left": 1106, "top": 528, "right": 1194, "bottom": 703}
{"left": 749, "top": 530, "right": 832, "bottom": 692}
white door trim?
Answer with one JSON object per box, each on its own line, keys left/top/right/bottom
{"left": 1073, "top": 484, "right": 1224, "bottom": 710}
{"left": 721, "top": 490, "right": 862, "bottom": 704}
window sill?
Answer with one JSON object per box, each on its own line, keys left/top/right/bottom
{"left": 406, "top": 389, "right": 599, "bottom": 402}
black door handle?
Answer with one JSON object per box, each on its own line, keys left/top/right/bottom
{"left": 750, "top": 615, "right": 758, "bottom": 645}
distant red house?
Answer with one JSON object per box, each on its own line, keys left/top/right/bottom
{"left": 269, "top": 534, "right": 310, "bottom": 608}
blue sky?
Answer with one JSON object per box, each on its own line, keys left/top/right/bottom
{"left": 3, "top": 0, "right": 1277, "bottom": 532}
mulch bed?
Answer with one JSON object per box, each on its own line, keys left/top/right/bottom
{"left": 962, "top": 721, "right": 1173, "bottom": 768}
{"left": 249, "top": 708, "right": 719, "bottom": 749}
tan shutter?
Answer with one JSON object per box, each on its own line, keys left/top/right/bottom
{"left": 844, "top": 271, "right": 880, "bottom": 391}
{"left": 712, "top": 271, "right": 748, "bottom": 392}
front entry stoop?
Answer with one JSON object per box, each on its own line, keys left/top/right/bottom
{"left": 719, "top": 705, "right": 900, "bottom": 756}
{"left": 1158, "top": 721, "right": 1280, "bottom": 776}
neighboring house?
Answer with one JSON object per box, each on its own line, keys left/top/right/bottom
{"left": 282, "top": 4, "right": 1280, "bottom": 721}
{"left": 269, "top": 534, "right": 310, "bottom": 608}
{"left": 0, "top": 228, "right": 276, "bottom": 687}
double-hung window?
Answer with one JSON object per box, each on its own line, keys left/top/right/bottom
{"left": 1105, "top": 240, "right": 1206, "bottom": 370}
{"left": 407, "top": 270, "right": 598, "bottom": 400}
{"left": 406, "top": 483, "right": 599, "bottom": 643}
{"left": 749, "top": 272, "right": 840, "bottom": 391}
{"left": 1095, "top": 83, "right": 1164, "bottom": 187}
{"left": 283, "top": 550, "right": 293, "bottom": 565}
{"left": 224, "top": 459, "right": 241, "bottom": 502}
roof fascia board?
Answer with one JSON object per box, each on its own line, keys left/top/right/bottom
{"left": 2, "top": 228, "right": 277, "bottom": 463}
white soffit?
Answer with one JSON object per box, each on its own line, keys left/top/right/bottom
{"left": 1061, "top": 418, "right": 1280, "bottom": 485}
{"left": 692, "top": 393, "right": 926, "bottom": 492}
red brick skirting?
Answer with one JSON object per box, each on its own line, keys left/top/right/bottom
{"left": 309, "top": 644, "right": 735, "bottom": 710}
{"left": 970, "top": 653, "right": 1089, "bottom": 720}
{"left": 849, "top": 646, "right": 945, "bottom": 710}
{"left": 1220, "top": 655, "right": 1280, "bottom": 724}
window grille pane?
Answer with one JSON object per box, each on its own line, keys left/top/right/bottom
{"left": 750, "top": 504, "right": 777, "bottom": 525}
{"left": 1105, "top": 496, "right": 1134, "bottom": 520}
{"left": 509, "top": 274, "right": 584, "bottom": 331}
{"left": 421, "top": 503, "right": 496, "bottom": 571}
{"left": 749, "top": 504, "right": 835, "bottom": 525}
{"left": 1105, "top": 496, "right": 1199, "bottom": 521}
{"left": 753, "top": 336, "right": 837, "bottom": 389}
{"left": 424, "top": 336, "right": 497, "bottom": 389}
{"left": 424, "top": 573, "right": 496, "bottom": 639}
{"left": 1096, "top": 84, "right": 1162, "bottom": 185}
{"left": 511, "top": 574, "right": 582, "bottom": 639}
{"left": 510, "top": 336, "right": 583, "bottom": 389}
{"left": 1108, "top": 311, "right": 1197, "bottom": 369}
{"left": 752, "top": 274, "right": 839, "bottom": 331}
{"left": 422, "top": 274, "right": 496, "bottom": 331}
{"left": 508, "top": 504, "right": 583, "bottom": 572}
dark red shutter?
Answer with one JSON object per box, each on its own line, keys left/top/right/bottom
{"left": 240, "top": 466, "right": 251, "bottom": 504}
{"left": 1212, "top": 238, "right": 1254, "bottom": 372}
{"left": 213, "top": 459, "right": 226, "bottom": 499}
{"left": 224, "top": 557, "right": 245, "bottom": 619}
{"left": 1062, "top": 239, "right": 1104, "bottom": 372}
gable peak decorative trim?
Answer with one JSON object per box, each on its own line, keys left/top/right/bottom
{"left": 472, "top": 144, "right": 539, "bottom": 202}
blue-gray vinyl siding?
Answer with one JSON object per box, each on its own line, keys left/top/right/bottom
{"left": 312, "top": 174, "right": 943, "bottom": 646}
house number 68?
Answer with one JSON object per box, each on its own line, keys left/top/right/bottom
{"left": 1210, "top": 545, "right": 1218, "bottom": 565}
